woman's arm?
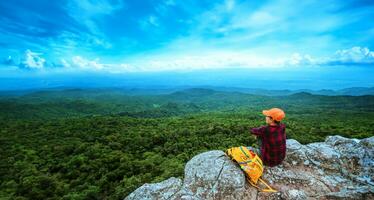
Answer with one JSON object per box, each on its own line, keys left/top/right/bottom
{"left": 250, "top": 126, "right": 267, "bottom": 136}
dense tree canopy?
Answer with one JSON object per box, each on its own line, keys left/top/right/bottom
{"left": 0, "top": 89, "right": 373, "bottom": 199}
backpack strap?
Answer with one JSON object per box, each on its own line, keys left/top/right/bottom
{"left": 258, "top": 178, "right": 277, "bottom": 192}
{"left": 247, "top": 177, "right": 277, "bottom": 193}
{"left": 239, "top": 146, "right": 251, "bottom": 158}
{"left": 237, "top": 160, "right": 253, "bottom": 164}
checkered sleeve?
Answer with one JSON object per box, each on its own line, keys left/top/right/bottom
{"left": 250, "top": 126, "right": 266, "bottom": 136}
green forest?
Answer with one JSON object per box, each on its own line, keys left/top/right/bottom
{"left": 1, "top": 88, "right": 373, "bottom": 200}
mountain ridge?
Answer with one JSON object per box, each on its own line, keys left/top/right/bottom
{"left": 1, "top": 86, "right": 373, "bottom": 97}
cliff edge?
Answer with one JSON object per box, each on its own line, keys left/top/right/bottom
{"left": 125, "top": 135, "right": 374, "bottom": 199}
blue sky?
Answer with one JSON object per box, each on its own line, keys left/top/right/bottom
{"left": 0, "top": 0, "right": 373, "bottom": 90}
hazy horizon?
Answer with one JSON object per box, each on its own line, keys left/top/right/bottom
{"left": 1, "top": 66, "right": 373, "bottom": 91}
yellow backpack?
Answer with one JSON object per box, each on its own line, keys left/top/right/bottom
{"left": 225, "top": 146, "right": 277, "bottom": 192}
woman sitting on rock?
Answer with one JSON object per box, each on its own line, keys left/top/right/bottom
{"left": 248, "top": 108, "right": 286, "bottom": 167}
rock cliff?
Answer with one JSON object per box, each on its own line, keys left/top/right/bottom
{"left": 125, "top": 135, "right": 374, "bottom": 199}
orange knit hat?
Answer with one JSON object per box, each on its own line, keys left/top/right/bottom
{"left": 262, "top": 108, "right": 285, "bottom": 122}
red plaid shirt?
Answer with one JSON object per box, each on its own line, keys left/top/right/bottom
{"left": 250, "top": 124, "right": 286, "bottom": 167}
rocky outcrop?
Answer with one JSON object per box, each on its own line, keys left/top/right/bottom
{"left": 125, "top": 136, "right": 374, "bottom": 200}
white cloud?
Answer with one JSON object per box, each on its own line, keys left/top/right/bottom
{"left": 71, "top": 56, "right": 104, "bottom": 70}
{"left": 281, "top": 47, "right": 374, "bottom": 66}
{"left": 21, "top": 49, "right": 46, "bottom": 69}
{"left": 277, "top": 47, "right": 374, "bottom": 67}
{"left": 119, "top": 46, "right": 374, "bottom": 72}
{"left": 329, "top": 46, "right": 374, "bottom": 64}
{"left": 53, "top": 46, "right": 372, "bottom": 73}
{"left": 57, "top": 56, "right": 137, "bottom": 72}
{"left": 15, "top": 46, "right": 373, "bottom": 73}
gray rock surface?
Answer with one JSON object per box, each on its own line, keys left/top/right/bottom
{"left": 125, "top": 136, "right": 374, "bottom": 200}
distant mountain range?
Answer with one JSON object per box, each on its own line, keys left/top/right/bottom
{"left": 0, "top": 86, "right": 373, "bottom": 97}
{"left": 204, "top": 86, "right": 374, "bottom": 96}
{"left": 54, "top": 86, "right": 374, "bottom": 96}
